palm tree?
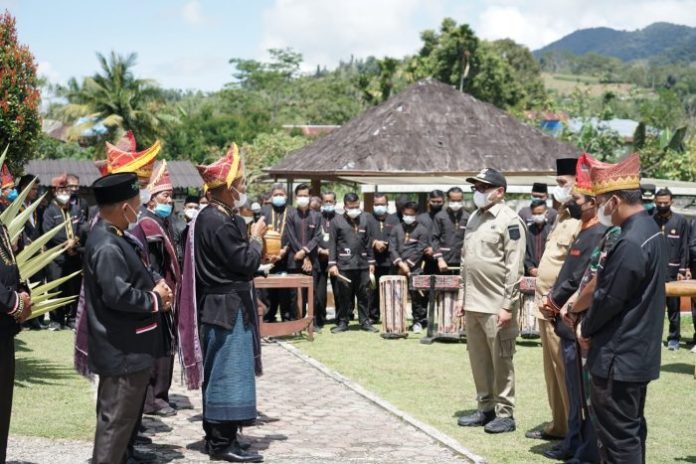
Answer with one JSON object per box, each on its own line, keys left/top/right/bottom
{"left": 56, "top": 51, "right": 178, "bottom": 150}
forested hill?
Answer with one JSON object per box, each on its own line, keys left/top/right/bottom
{"left": 534, "top": 22, "right": 696, "bottom": 62}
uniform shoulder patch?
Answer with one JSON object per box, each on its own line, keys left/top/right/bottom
{"left": 508, "top": 224, "right": 521, "bottom": 240}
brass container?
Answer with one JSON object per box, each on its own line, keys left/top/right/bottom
{"left": 263, "top": 229, "right": 282, "bottom": 259}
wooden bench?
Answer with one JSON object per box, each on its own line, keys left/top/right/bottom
{"left": 255, "top": 274, "right": 314, "bottom": 341}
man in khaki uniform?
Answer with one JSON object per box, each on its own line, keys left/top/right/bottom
{"left": 456, "top": 168, "right": 525, "bottom": 434}
{"left": 526, "top": 158, "right": 580, "bottom": 442}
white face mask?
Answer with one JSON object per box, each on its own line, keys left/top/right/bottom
{"left": 123, "top": 204, "right": 139, "bottom": 228}
{"left": 552, "top": 185, "right": 572, "bottom": 204}
{"left": 231, "top": 186, "right": 247, "bottom": 209}
{"left": 346, "top": 208, "right": 361, "bottom": 219}
{"left": 296, "top": 197, "right": 310, "bottom": 208}
{"left": 598, "top": 202, "right": 614, "bottom": 227}
{"left": 531, "top": 214, "right": 546, "bottom": 224}
{"left": 448, "top": 201, "right": 463, "bottom": 211}
{"left": 243, "top": 216, "right": 253, "bottom": 225}
{"left": 473, "top": 190, "right": 493, "bottom": 209}
{"left": 56, "top": 193, "right": 71, "bottom": 205}
{"left": 184, "top": 208, "right": 198, "bottom": 220}
{"left": 403, "top": 215, "right": 416, "bottom": 225}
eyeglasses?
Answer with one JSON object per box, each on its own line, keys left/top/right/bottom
{"left": 470, "top": 184, "right": 492, "bottom": 193}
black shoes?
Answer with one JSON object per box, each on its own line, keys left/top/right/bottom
{"left": 484, "top": 416, "right": 516, "bottom": 434}
{"left": 361, "top": 323, "right": 379, "bottom": 333}
{"left": 542, "top": 445, "right": 573, "bottom": 460}
{"left": 210, "top": 443, "right": 263, "bottom": 463}
{"left": 457, "top": 410, "right": 495, "bottom": 427}
{"left": 147, "top": 405, "right": 177, "bottom": 417}
{"left": 331, "top": 322, "right": 348, "bottom": 334}
{"left": 525, "top": 430, "right": 564, "bottom": 441}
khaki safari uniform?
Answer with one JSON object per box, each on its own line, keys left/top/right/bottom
{"left": 534, "top": 206, "right": 581, "bottom": 437}
{"left": 459, "top": 201, "right": 525, "bottom": 418}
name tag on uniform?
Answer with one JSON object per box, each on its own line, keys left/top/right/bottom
{"left": 323, "top": 233, "right": 330, "bottom": 242}
{"left": 358, "top": 228, "right": 366, "bottom": 233}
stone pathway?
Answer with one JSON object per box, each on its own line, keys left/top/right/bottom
{"left": 8, "top": 341, "right": 469, "bottom": 464}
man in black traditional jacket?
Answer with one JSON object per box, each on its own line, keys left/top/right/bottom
{"left": 178, "top": 145, "right": 266, "bottom": 463}
{"left": 366, "top": 192, "right": 399, "bottom": 324}
{"left": 432, "top": 187, "right": 469, "bottom": 274}
{"left": 580, "top": 154, "right": 667, "bottom": 464}
{"left": 0, "top": 194, "right": 32, "bottom": 463}
{"left": 84, "top": 172, "right": 173, "bottom": 464}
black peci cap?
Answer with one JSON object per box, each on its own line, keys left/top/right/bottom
{"left": 556, "top": 158, "right": 578, "bottom": 176}
{"left": 92, "top": 173, "right": 139, "bottom": 206}
{"left": 640, "top": 183, "right": 656, "bottom": 201}
{"left": 466, "top": 168, "right": 507, "bottom": 190}
{"left": 532, "top": 182, "right": 548, "bottom": 194}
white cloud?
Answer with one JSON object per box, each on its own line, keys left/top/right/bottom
{"left": 181, "top": 0, "right": 206, "bottom": 26}
{"left": 260, "top": 0, "right": 443, "bottom": 70}
{"left": 37, "top": 61, "right": 60, "bottom": 83}
{"left": 475, "top": 0, "right": 696, "bottom": 50}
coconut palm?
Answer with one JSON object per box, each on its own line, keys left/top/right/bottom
{"left": 56, "top": 51, "right": 178, "bottom": 149}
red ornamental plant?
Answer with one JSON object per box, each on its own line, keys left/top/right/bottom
{"left": 0, "top": 10, "right": 41, "bottom": 172}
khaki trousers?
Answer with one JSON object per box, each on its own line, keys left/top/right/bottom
{"left": 539, "top": 318, "right": 569, "bottom": 436}
{"left": 466, "top": 311, "right": 517, "bottom": 418}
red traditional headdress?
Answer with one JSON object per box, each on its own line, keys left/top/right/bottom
{"left": 104, "top": 130, "right": 161, "bottom": 181}
{"left": 590, "top": 153, "right": 641, "bottom": 196}
{"left": 196, "top": 143, "right": 242, "bottom": 190}
{"left": 51, "top": 173, "right": 68, "bottom": 188}
{"left": 573, "top": 153, "right": 610, "bottom": 196}
{"left": 147, "top": 160, "right": 173, "bottom": 198}
{"left": 1, "top": 164, "right": 14, "bottom": 190}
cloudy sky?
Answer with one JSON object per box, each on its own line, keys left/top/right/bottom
{"left": 10, "top": 0, "right": 696, "bottom": 91}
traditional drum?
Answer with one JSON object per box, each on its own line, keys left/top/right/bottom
{"left": 263, "top": 229, "right": 282, "bottom": 260}
{"left": 379, "top": 275, "right": 409, "bottom": 339}
{"left": 518, "top": 277, "right": 539, "bottom": 339}
{"left": 411, "top": 274, "right": 465, "bottom": 343}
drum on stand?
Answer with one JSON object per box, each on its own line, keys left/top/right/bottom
{"left": 411, "top": 274, "right": 465, "bottom": 344}
{"left": 379, "top": 275, "right": 408, "bottom": 339}
{"left": 519, "top": 277, "right": 539, "bottom": 339}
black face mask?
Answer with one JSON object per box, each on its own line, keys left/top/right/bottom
{"left": 430, "top": 204, "right": 443, "bottom": 214}
{"left": 657, "top": 205, "right": 671, "bottom": 215}
{"left": 567, "top": 201, "right": 583, "bottom": 220}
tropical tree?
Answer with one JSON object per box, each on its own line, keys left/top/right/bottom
{"left": 0, "top": 11, "right": 41, "bottom": 172}
{"left": 56, "top": 51, "right": 178, "bottom": 149}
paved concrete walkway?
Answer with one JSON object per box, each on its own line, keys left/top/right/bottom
{"left": 8, "top": 341, "right": 469, "bottom": 463}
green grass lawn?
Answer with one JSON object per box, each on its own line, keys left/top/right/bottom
{"left": 292, "top": 316, "right": 696, "bottom": 464}
{"left": 12, "top": 329, "right": 94, "bottom": 440}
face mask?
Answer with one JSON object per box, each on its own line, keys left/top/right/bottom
{"left": 272, "top": 195, "right": 286, "bottom": 207}
{"left": 184, "top": 208, "right": 198, "bottom": 220}
{"left": 403, "top": 215, "right": 416, "bottom": 225}
{"left": 429, "top": 203, "right": 443, "bottom": 213}
{"left": 139, "top": 188, "right": 151, "bottom": 205}
{"left": 243, "top": 216, "right": 253, "bottom": 225}
{"left": 473, "top": 190, "right": 493, "bottom": 209}
{"left": 296, "top": 197, "right": 310, "bottom": 208}
{"left": 643, "top": 202, "right": 655, "bottom": 212}
{"left": 123, "top": 204, "right": 139, "bottom": 228}
{"left": 200, "top": 203, "right": 208, "bottom": 210}
{"left": 6, "top": 189, "right": 18, "bottom": 202}
{"left": 56, "top": 193, "right": 71, "bottom": 205}
{"left": 448, "top": 201, "right": 463, "bottom": 211}
{"left": 531, "top": 214, "right": 546, "bottom": 225}
{"left": 346, "top": 208, "right": 361, "bottom": 219}
{"left": 154, "top": 203, "right": 172, "bottom": 218}
{"left": 567, "top": 201, "right": 582, "bottom": 220}
{"left": 656, "top": 205, "right": 670, "bottom": 215}
{"left": 552, "top": 185, "right": 572, "bottom": 204}
{"left": 373, "top": 205, "right": 388, "bottom": 216}
{"left": 321, "top": 204, "right": 335, "bottom": 214}
{"left": 598, "top": 201, "right": 614, "bottom": 227}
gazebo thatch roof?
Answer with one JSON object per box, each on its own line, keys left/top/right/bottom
{"left": 266, "top": 79, "right": 580, "bottom": 180}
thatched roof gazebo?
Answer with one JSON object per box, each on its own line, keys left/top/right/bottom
{"left": 267, "top": 79, "right": 580, "bottom": 191}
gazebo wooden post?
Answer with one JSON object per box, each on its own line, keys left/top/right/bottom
{"left": 311, "top": 178, "right": 321, "bottom": 197}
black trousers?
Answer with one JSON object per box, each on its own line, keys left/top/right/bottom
{"left": 143, "top": 354, "right": 174, "bottom": 414}
{"left": 0, "top": 335, "right": 15, "bottom": 464}
{"left": 336, "top": 269, "right": 370, "bottom": 325}
{"left": 369, "top": 266, "right": 391, "bottom": 323}
{"left": 313, "top": 268, "right": 337, "bottom": 328}
{"left": 666, "top": 296, "right": 681, "bottom": 342}
{"left": 590, "top": 375, "right": 648, "bottom": 464}
{"left": 93, "top": 368, "right": 150, "bottom": 464}
{"left": 47, "top": 257, "right": 82, "bottom": 326}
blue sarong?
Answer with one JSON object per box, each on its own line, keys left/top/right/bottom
{"left": 201, "top": 309, "right": 256, "bottom": 423}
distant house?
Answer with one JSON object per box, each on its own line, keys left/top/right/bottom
{"left": 566, "top": 118, "right": 655, "bottom": 143}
